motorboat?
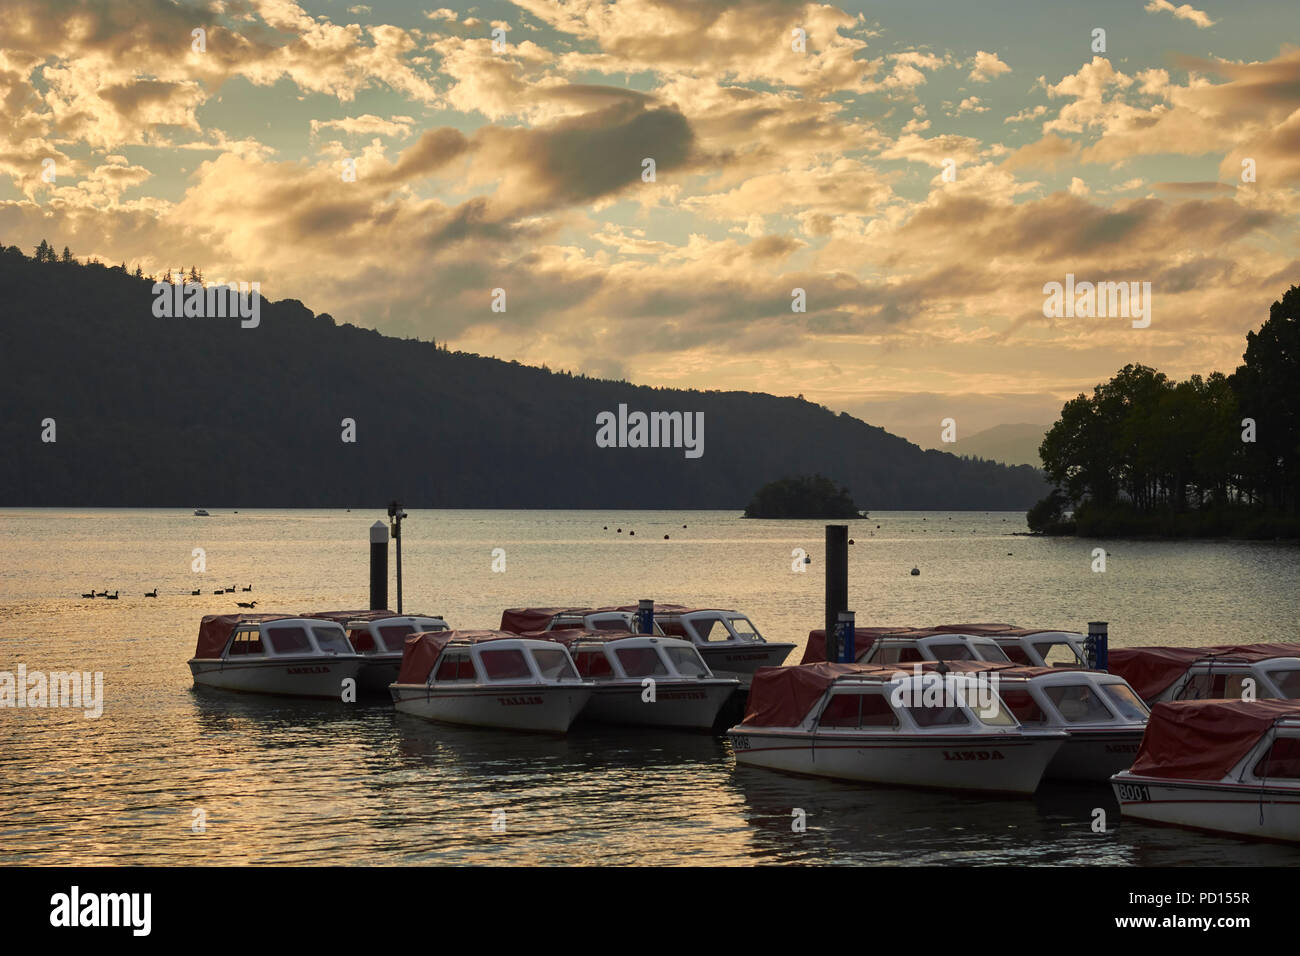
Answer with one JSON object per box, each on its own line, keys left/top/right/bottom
{"left": 500, "top": 606, "right": 662, "bottom": 636}
{"left": 1111, "top": 699, "right": 1300, "bottom": 843}
{"left": 945, "top": 663, "right": 1148, "bottom": 779}
{"left": 305, "top": 609, "right": 450, "bottom": 693}
{"left": 987, "top": 630, "right": 1087, "bottom": 668}
{"left": 1108, "top": 643, "right": 1300, "bottom": 705}
{"left": 193, "top": 509, "right": 209, "bottom": 516}
{"left": 799, "top": 626, "right": 918, "bottom": 664}
{"left": 727, "top": 662, "right": 1066, "bottom": 794}
{"left": 389, "top": 630, "right": 593, "bottom": 733}
{"left": 801, "top": 622, "right": 1086, "bottom": 669}
{"left": 530, "top": 629, "right": 739, "bottom": 729}
{"left": 188, "top": 613, "right": 363, "bottom": 698}
{"left": 644, "top": 607, "right": 795, "bottom": 685}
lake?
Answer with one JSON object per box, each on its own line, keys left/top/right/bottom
{"left": 2, "top": 508, "right": 1298, "bottom": 864}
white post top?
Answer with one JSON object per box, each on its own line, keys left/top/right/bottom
{"left": 370, "top": 520, "right": 389, "bottom": 544}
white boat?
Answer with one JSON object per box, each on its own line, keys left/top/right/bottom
{"left": 540, "top": 630, "right": 739, "bottom": 729}
{"left": 188, "top": 613, "right": 362, "bottom": 698}
{"left": 305, "top": 609, "right": 449, "bottom": 693}
{"left": 193, "top": 509, "right": 209, "bottom": 516}
{"left": 1111, "top": 699, "right": 1300, "bottom": 843}
{"left": 1108, "top": 642, "right": 1300, "bottom": 705}
{"left": 389, "top": 630, "right": 593, "bottom": 733}
{"left": 801, "top": 622, "right": 1087, "bottom": 669}
{"left": 727, "top": 662, "right": 1066, "bottom": 794}
{"left": 646, "top": 607, "right": 795, "bottom": 686}
{"left": 944, "top": 663, "right": 1148, "bottom": 780}
{"left": 859, "top": 631, "right": 1015, "bottom": 666}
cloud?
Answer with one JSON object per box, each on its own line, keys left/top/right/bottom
{"left": 1143, "top": 0, "right": 1216, "bottom": 29}
{"left": 969, "top": 50, "right": 1011, "bottom": 82}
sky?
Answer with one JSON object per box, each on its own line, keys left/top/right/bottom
{"left": 2, "top": 0, "right": 1298, "bottom": 448}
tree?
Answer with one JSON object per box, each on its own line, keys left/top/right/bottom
{"left": 1232, "top": 285, "right": 1300, "bottom": 512}
{"left": 61, "top": 246, "right": 73, "bottom": 264}
{"left": 34, "top": 239, "right": 52, "bottom": 262}
{"left": 186, "top": 265, "right": 202, "bottom": 284}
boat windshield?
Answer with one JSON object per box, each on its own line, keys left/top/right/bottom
{"left": 266, "top": 626, "right": 312, "bottom": 655}
{"left": 1043, "top": 684, "right": 1115, "bottom": 722}
{"left": 999, "top": 688, "right": 1046, "bottom": 724}
{"left": 379, "top": 624, "right": 416, "bottom": 652}
{"left": 479, "top": 648, "right": 533, "bottom": 681}
{"left": 1035, "top": 641, "right": 1085, "bottom": 666}
{"left": 665, "top": 646, "right": 709, "bottom": 678}
{"left": 726, "top": 617, "right": 760, "bottom": 641}
{"left": 1267, "top": 669, "right": 1300, "bottom": 699}
{"left": 929, "top": 643, "right": 975, "bottom": 661}
{"left": 588, "top": 616, "right": 634, "bottom": 633}
{"left": 973, "top": 643, "right": 1011, "bottom": 663}
{"left": 616, "top": 646, "right": 670, "bottom": 677}
{"left": 532, "top": 648, "right": 579, "bottom": 681}
{"left": 1099, "top": 683, "right": 1149, "bottom": 720}
{"left": 311, "top": 626, "right": 352, "bottom": 655}
{"left": 902, "top": 702, "right": 971, "bottom": 728}
{"left": 1253, "top": 736, "right": 1300, "bottom": 778}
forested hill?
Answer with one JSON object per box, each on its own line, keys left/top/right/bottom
{"left": 0, "top": 248, "right": 1047, "bottom": 509}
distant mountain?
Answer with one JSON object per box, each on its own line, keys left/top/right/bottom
{"left": 947, "top": 423, "right": 1050, "bottom": 467}
{"left": 0, "top": 248, "right": 1049, "bottom": 509}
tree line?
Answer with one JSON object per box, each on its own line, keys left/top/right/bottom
{"left": 1030, "top": 285, "right": 1300, "bottom": 537}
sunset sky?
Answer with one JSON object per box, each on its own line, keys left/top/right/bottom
{"left": 3, "top": 0, "right": 1298, "bottom": 447}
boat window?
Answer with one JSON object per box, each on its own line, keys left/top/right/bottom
{"left": 999, "top": 689, "right": 1046, "bottom": 724}
{"left": 665, "top": 646, "right": 709, "bottom": 678}
{"left": 434, "top": 653, "right": 476, "bottom": 682}
{"left": 348, "top": 627, "right": 376, "bottom": 653}
{"left": 616, "top": 647, "right": 670, "bottom": 677}
{"left": 311, "top": 626, "right": 352, "bottom": 655}
{"left": 573, "top": 650, "right": 614, "bottom": 680}
{"left": 589, "top": 617, "right": 633, "bottom": 633}
{"left": 818, "top": 694, "right": 861, "bottom": 728}
{"left": 973, "top": 695, "right": 1017, "bottom": 727}
{"left": 692, "top": 619, "right": 729, "bottom": 642}
{"left": 1000, "top": 644, "right": 1033, "bottom": 665}
{"left": 1099, "top": 683, "right": 1149, "bottom": 721}
{"left": 1179, "top": 673, "right": 1229, "bottom": 700}
{"left": 859, "top": 694, "right": 900, "bottom": 727}
{"left": 726, "top": 617, "right": 760, "bottom": 642}
{"left": 266, "top": 626, "right": 312, "bottom": 655}
{"left": 1267, "top": 669, "right": 1300, "bottom": 699}
{"left": 479, "top": 649, "right": 533, "bottom": 681}
{"left": 930, "top": 643, "right": 975, "bottom": 661}
{"left": 873, "top": 645, "right": 924, "bottom": 665}
{"left": 1044, "top": 684, "right": 1115, "bottom": 722}
{"left": 903, "top": 702, "right": 971, "bottom": 727}
{"left": 973, "top": 643, "right": 1011, "bottom": 663}
{"left": 532, "top": 649, "right": 579, "bottom": 680}
{"left": 379, "top": 624, "right": 416, "bottom": 653}
{"left": 1253, "top": 736, "right": 1300, "bottom": 779}
{"left": 1034, "top": 641, "right": 1084, "bottom": 667}
{"left": 227, "top": 629, "right": 264, "bottom": 656}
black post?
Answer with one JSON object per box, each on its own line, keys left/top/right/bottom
{"left": 825, "top": 524, "right": 848, "bottom": 660}
{"left": 369, "top": 521, "right": 388, "bottom": 610}
{"left": 388, "top": 500, "right": 407, "bottom": 615}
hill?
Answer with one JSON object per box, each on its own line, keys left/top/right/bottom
{"left": 0, "top": 246, "right": 1049, "bottom": 509}
{"left": 948, "top": 423, "right": 1050, "bottom": 467}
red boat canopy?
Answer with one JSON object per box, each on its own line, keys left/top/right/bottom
{"left": 739, "top": 662, "right": 906, "bottom": 727}
{"left": 800, "top": 627, "right": 918, "bottom": 665}
{"left": 395, "top": 629, "right": 520, "bottom": 683}
{"left": 1130, "top": 699, "right": 1300, "bottom": 780}
{"left": 930, "top": 622, "right": 1020, "bottom": 634}
{"left": 194, "top": 613, "right": 294, "bottom": 658}
{"left": 499, "top": 607, "right": 592, "bottom": 633}
{"left": 1108, "top": 643, "right": 1300, "bottom": 700}
{"left": 303, "top": 609, "right": 397, "bottom": 624}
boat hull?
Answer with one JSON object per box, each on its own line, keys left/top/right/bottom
{"left": 699, "top": 643, "right": 796, "bottom": 685}
{"left": 581, "top": 679, "right": 737, "bottom": 729}
{"left": 390, "top": 683, "right": 592, "bottom": 733}
{"left": 357, "top": 657, "right": 401, "bottom": 694}
{"left": 1111, "top": 772, "right": 1300, "bottom": 843}
{"left": 188, "top": 657, "right": 362, "bottom": 698}
{"left": 1046, "top": 728, "right": 1145, "bottom": 780}
{"left": 729, "top": 728, "right": 1064, "bottom": 794}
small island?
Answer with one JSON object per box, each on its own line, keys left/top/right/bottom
{"left": 743, "top": 475, "right": 867, "bottom": 519}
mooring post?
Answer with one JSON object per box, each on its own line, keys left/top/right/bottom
{"left": 369, "top": 521, "right": 388, "bottom": 610}
{"left": 836, "top": 610, "right": 856, "bottom": 663}
{"left": 825, "top": 524, "right": 848, "bottom": 661}
{"left": 637, "top": 598, "right": 655, "bottom": 635}
{"left": 388, "top": 500, "right": 406, "bottom": 614}
{"left": 1087, "top": 621, "right": 1109, "bottom": 671}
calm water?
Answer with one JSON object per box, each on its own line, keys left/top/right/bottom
{"left": 2, "top": 508, "right": 1298, "bottom": 865}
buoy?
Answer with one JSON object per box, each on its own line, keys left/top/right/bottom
{"left": 682, "top": 524, "right": 686, "bottom": 528}
{"left": 664, "top": 534, "right": 669, "bottom": 539}
{"left": 848, "top": 538, "right": 855, "bottom": 545}
{"left": 629, "top": 531, "right": 635, "bottom": 536}
{"left": 603, "top": 526, "right": 608, "bottom": 530}
{"left": 876, "top": 524, "right": 880, "bottom": 528}
{"left": 910, "top": 567, "right": 920, "bottom": 576}
{"left": 617, "top": 528, "right": 622, "bottom": 533}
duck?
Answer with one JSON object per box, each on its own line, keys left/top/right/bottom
{"left": 225, "top": 585, "right": 236, "bottom": 593}
{"left": 145, "top": 589, "right": 157, "bottom": 598}
{"left": 241, "top": 584, "right": 252, "bottom": 592}
{"left": 213, "top": 590, "right": 224, "bottom": 595}
{"left": 82, "top": 590, "right": 95, "bottom": 599}
{"left": 191, "top": 588, "right": 201, "bottom": 595}
{"left": 106, "top": 591, "right": 119, "bottom": 599}
{"left": 235, "top": 600, "right": 257, "bottom": 609}
{"left": 95, "top": 590, "right": 108, "bottom": 598}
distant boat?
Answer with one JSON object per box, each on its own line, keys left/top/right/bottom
{"left": 193, "top": 509, "right": 209, "bottom": 516}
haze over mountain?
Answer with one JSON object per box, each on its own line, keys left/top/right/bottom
{"left": 940, "top": 424, "right": 1050, "bottom": 467}
{"left": 0, "top": 249, "right": 1048, "bottom": 509}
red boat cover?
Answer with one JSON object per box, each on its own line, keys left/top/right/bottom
{"left": 499, "top": 607, "right": 592, "bottom": 633}
{"left": 303, "top": 609, "right": 397, "bottom": 624}
{"left": 194, "top": 613, "right": 294, "bottom": 658}
{"left": 521, "top": 628, "right": 615, "bottom": 646}
{"left": 1130, "top": 699, "right": 1300, "bottom": 780}
{"left": 1108, "top": 643, "right": 1300, "bottom": 700}
{"left": 739, "top": 662, "right": 906, "bottom": 727}
{"left": 799, "top": 627, "right": 918, "bottom": 665}
{"left": 395, "top": 629, "right": 519, "bottom": 683}
{"left": 931, "top": 622, "right": 1019, "bottom": 634}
